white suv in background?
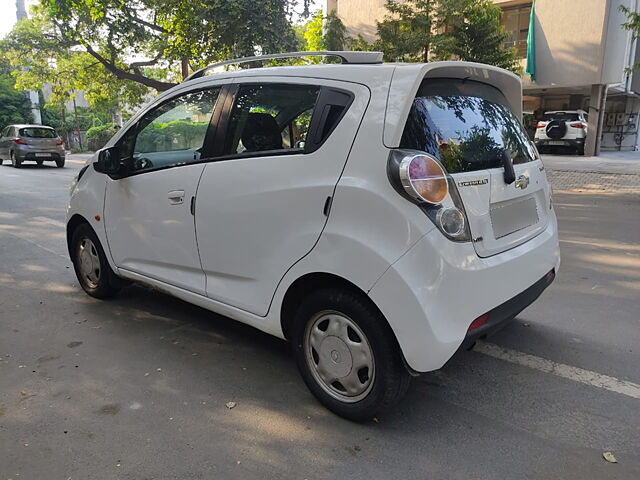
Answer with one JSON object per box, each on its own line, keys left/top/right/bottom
{"left": 534, "top": 109, "right": 588, "bottom": 155}
{"left": 66, "top": 52, "right": 560, "bottom": 421}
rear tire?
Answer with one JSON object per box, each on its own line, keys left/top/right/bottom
{"left": 291, "top": 288, "right": 411, "bottom": 422}
{"left": 56, "top": 158, "right": 65, "bottom": 168}
{"left": 11, "top": 152, "right": 21, "bottom": 168}
{"left": 577, "top": 145, "right": 585, "bottom": 156}
{"left": 71, "top": 223, "right": 120, "bottom": 298}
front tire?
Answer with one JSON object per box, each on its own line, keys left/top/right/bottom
{"left": 71, "top": 223, "right": 120, "bottom": 298}
{"left": 291, "top": 289, "right": 411, "bottom": 422}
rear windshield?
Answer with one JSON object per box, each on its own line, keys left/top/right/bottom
{"left": 19, "top": 128, "right": 57, "bottom": 138}
{"left": 400, "top": 79, "right": 536, "bottom": 174}
{"left": 543, "top": 112, "right": 580, "bottom": 122}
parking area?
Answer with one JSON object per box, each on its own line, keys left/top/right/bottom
{"left": 1, "top": 155, "right": 639, "bottom": 479}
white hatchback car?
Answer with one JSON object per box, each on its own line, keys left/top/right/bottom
{"left": 67, "top": 51, "right": 560, "bottom": 421}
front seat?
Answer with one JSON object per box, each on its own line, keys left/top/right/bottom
{"left": 241, "top": 113, "right": 283, "bottom": 152}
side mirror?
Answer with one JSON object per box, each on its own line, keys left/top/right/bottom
{"left": 94, "top": 146, "right": 121, "bottom": 175}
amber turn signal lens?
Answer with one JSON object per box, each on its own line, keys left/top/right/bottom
{"left": 400, "top": 154, "right": 448, "bottom": 204}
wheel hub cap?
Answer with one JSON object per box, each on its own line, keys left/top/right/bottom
{"left": 77, "top": 238, "right": 101, "bottom": 288}
{"left": 304, "top": 311, "right": 375, "bottom": 403}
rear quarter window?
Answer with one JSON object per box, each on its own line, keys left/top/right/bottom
{"left": 400, "top": 79, "right": 536, "bottom": 174}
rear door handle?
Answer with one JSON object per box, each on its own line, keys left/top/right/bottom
{"left": 168, "top": 190, "right": 185, "bottom": 205}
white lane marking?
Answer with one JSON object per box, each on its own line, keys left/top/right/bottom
{"left": 31, "top": 216, "right": 66, "bottom": 228}
{"left": 475, "top": 342, "right": 640, "bottom": 400}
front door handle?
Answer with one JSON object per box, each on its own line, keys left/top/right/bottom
{"left": 168, "top": 190, "right": 185, "bottom": 205}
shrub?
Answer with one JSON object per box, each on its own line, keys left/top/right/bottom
{"left": 86, "top": 123, "right": 120, "bottom": 151}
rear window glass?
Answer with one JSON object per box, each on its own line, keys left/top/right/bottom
{"left": 19, "top": 128, "right": 57, "bottom": 138}
{"left": 543, "top": 112, "right": 580, "bottom": 121}
{"left": 400, "top": 79, "right": 536, "bottom": 174}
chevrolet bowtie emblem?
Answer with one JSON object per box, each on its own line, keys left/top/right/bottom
{"left": 515, "top": 174, "right": 530, "bottom": 189}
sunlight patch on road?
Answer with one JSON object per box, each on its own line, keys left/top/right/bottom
{"left": 475, "top": 342, "right": 640, "bottom": 400}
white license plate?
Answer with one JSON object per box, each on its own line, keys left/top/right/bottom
{"left": 35, "top": 153, "right": 50, "bottom": 157}
{"left": 547, "top": 141, "right": 566, "bottom": 146}
{"left": 490, "top": 197, "right": 539, "bottom": 239}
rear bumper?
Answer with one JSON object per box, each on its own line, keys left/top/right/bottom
{"left": 368, "top": 210, "right": 560, "bottom": 372}
{"left": 459, "top": 268, "right": 556, "bottom": 350}
{"left": 535, "top": 138, "right": 585, "bottom": 147}
{"left": 14, "top": 147, "right": 65, "bottom": 161}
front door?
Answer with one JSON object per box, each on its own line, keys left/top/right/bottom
{"left": 103, "top": 87, "right": 221, "bottom": 294}
{"left": 195, "top": 79, "right": 369, "bottom": 315}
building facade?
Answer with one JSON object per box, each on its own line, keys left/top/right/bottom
{"left": 327, "top": 0, "right": 640, "bottom": 154}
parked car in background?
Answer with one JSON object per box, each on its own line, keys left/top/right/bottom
{"left": 534, "top": 110, "right": 588, "bottom": 155}
{"left": 66, "top": 51, "right": 560, "bottom": 421}
{"left": 0, "top": 125, "right": 66, "bottom": 168}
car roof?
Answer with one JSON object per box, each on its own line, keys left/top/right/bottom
{"left": 10, "top": 124, "right": 56, "bottom": 129}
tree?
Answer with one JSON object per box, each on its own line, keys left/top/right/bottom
{"left": 2, "top": 0, "right": 309, "bottom": 93}
{"left": 432, "top": 0, "right": 519, "bottom": 72}
{"left": 301, "top": 11, "right": 325, "bottom": 51}
{"left": 622, "top": 5, "right": 640, "bottom": 70}
{"left": 374, "top": 0, "right": 518, "bottom": 72}
{"left": 0, "top": 59, "right": 33, "bottom": 131}
{"left": 324, "top": 10, "right": 348, "bottom": 51}
{"left": 376, "top": 0, "right": 435, "bottom": 62}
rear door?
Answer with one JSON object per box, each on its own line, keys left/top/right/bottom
{"left": 18, "top": 127, "right": 58, "bottom": 149}
{"left": 194, "top": 78, "right": 369, "bottom": 316}
{"left": 401, "top": 78, "right": 550, "bottom": 257}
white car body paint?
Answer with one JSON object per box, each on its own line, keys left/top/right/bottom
{"left": 67, "top": 60, "right": 560, "bottom": 373}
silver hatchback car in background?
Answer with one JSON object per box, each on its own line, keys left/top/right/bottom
{"left": 0, "top": 124, "right": 66, "bottom": 168}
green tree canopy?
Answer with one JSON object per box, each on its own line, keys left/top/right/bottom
{"left": 2, "top": 0, "right": 310, "bottom": 93}
{"left": 0, "top": 59, "right": 33, "bottom": 131}
{"left": 375, "top": 0, "right": 518, "bottom": 72}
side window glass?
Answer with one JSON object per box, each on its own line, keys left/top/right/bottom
{"left": 121, "top": 88, "right": 220, "bottom": 173}
{"left": 224, "top": 84, "right": 320, "bottom": 156}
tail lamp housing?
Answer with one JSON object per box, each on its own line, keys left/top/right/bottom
{"left": 388, "top": 150, "right": 471, "bottom": 242}
{"left": 12, "top": 137, "right": 27, "bottom": 145}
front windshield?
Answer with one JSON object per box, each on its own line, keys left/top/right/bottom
{"left": 400, "top": 79, "right": 536, "bottom": 174}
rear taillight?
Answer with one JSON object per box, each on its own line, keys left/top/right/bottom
{"left": 569, "top": 122, "right": 586, "bottom": 129}
{"left": 536, "top": 122, "right": 547, "bottom": 129}
{"left": 56, "top": 139, "right": 64, "bottom": 146}
{"left": 388, "top": 149, "right": 471, "bottom": 242}
{"left": 12, "top": 137, "right": 27, "bottom": 145}
{"left": 399, "top": 153, "right": 448, "bottom": 203}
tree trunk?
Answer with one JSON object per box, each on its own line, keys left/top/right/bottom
{"left": 181, "top": 57, "right": 190, "bottom": 81}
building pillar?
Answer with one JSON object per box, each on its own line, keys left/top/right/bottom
{"left": 586, "top": 84, "right": 608, "bottom": 157}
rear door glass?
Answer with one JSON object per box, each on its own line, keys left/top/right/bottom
{"left": 543, "top": 112, "right": 580, "bottom": 122}
{"left": 19, "top": 128, "right": 57, "bottom": 138}
{"left": 400, "top": 79, "right": 536, "bottom": 173}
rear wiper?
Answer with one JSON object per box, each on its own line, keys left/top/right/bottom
{"left": 502, "top": 149, "right": 516, "bottom": 184}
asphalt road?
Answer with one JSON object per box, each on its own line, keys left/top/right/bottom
{"left": 1, "top": 155, "right": 639, "bottom": 479}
